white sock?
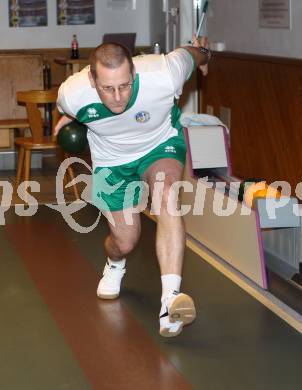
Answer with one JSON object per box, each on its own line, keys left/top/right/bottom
{"left": 107, "top": 257, "right": 126, "bottom": 269}
{"left": 161, "top": 274, "right": 182, "bottom": 303}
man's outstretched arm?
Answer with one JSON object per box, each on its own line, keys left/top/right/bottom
{"left": 181, "top": 35, "right": 211, "bottom": 76}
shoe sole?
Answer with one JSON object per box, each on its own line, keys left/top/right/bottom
{"left": 160, "top": 294, "right": 196, "bottom": 338}
{"left": 97, "top": 292, "right": 119, "bottom": 300}
{"left": 169, "top": 293, "right": 196, "bottom": 325}
{"left": 160, "top": 323, "right": 183, "bottom": 338}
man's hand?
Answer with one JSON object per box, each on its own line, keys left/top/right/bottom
{"left": 54, "top": 114, "right": 74, "bottom": 136}
{"left": 192, "top": 33, "right": 209, "bottom": 76}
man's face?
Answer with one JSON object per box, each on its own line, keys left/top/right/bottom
{"left": 92, "top": 59, "right": 134, "bottom": 114}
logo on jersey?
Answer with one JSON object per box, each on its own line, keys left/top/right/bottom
{"left": 164, "top": 146, "right": 176, "bottom": 154}
{"left": 135, "top": 111, "right": 150, "bottom": 123}
{"left": 87, "top": 107, "right": 99, "bottom": 118}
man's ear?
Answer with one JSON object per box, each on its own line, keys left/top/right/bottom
{"left": 88, "top": 70, "right": 96, "bottom": 88}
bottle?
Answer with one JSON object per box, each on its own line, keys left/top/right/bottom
{"left": 153, "top": 42, "right": 160, "bottom": 54}
{"left": 71, "top": 34, "right": 79, "bottom": 59}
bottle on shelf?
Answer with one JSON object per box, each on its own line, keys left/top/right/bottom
{"left": 71, "top": 34, "right": 79, "bottom": 59}
{"left": 153, "top": 42, "right": 161, "bottom": 54}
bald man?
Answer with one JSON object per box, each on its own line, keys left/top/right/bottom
{"left": 56, "top": 37, "right": 211, "bottom": 337}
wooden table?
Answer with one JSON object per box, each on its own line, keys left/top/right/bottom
{"left": 54, "top": 57, "right": 89, "bottom": 78}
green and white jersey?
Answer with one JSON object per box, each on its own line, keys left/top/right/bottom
{"left": 57, "top": 48, "right": 194, "bottom": 168}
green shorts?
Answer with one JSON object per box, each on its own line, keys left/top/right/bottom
{"left": 92, "top": 131, "right": 187, "bottom": 211}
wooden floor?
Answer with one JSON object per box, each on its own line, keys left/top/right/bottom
{"left": 0, "top": 155, "right": 302, "bottom": 389}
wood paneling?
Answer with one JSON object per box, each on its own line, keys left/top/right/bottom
{"left": 201, "top": 52, "right": 302, "bottom": 190}
{"left": 0, "top": 55, "right": 43, "bottom": 148}
{"left": 0, "top": 55, "right": 43, "bottom": 119}
{"left": 0, "top": 48, "right": 93, "bottom": 87}
{"left": 0, "top": 46, "right": 150, "bottom": 87}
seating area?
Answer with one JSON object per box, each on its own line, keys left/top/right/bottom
{"left": 0, "top": 34, "right": 139, "bottom": 203}
{"left": 15, "top": 88, "right": 79, "bottom": 200}
{"left": 0, "top": 52, "right": 86, "bottom": 202}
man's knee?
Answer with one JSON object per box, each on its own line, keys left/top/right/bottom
{"left": 115, "top": 237, "right": 138, "bottom": 256}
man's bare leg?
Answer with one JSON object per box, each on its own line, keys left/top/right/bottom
{"left": 143, "top": 158, "right": 196, "bottom": 337}
{"left": 104, "top": 208, "right": 141, "bottom": 260}
{"left": 143, "top": 158, "right": 185, "bottom": 275}
{"left": 97, "top": 208, "right": 141, "bottom": 299}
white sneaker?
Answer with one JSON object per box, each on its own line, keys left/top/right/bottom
{"left": 159, "top": 292, "right": 196, "bottom": 337}
{"left": 96, "top": 261, "right": 126, "bottom": 300}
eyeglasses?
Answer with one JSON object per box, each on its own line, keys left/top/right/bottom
{"left": 98, "top": 82, "right": 133, "bottom": 95}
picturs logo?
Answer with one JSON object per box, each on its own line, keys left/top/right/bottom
{"left": 0, "top": 158, "right": 300, "bottom": 231}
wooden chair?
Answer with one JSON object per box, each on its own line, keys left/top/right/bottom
{"left": 15, "top": 88, "right": 79, "bottom": 199}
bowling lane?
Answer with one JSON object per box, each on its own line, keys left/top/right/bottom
{"left": 2, "top": 206, "right": 302, "bottom": 389}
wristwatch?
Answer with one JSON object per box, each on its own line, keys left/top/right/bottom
{"left": 199, "top": 46, "right": 212, "bottom": 62}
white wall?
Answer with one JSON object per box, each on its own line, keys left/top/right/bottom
{"left": 208, "top": 0, "right": 302, "bottom": 58}
{"left": 0, "top": 0, "right": 150, "bottom": 49}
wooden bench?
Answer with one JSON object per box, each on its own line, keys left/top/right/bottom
{"left": 0, "top": 118, "right": 29, "bottom": 129}
{"left": 0, "top": 119, "right": 30, "bottom": 148}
